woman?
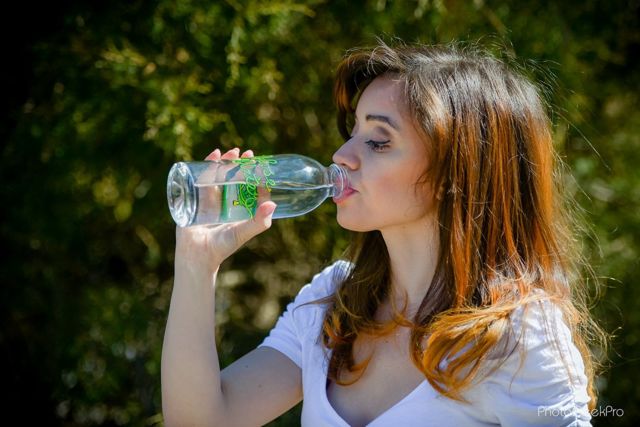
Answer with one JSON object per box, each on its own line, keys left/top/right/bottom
{"left": 161, "top": 41, "right": 605, "bottom": 426}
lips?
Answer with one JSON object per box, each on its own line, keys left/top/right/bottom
{"left": 332, "top": 187, "right": 357, "bottom": 204}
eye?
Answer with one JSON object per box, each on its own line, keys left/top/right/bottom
{"left": 364, "top": 139, "right": 390, "bottom": 152}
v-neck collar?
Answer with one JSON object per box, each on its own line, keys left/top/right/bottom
{"left": 322, "top": 371, "right": 430, "bottom": 426}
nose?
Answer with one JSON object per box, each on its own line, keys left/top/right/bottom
{"left": 332, "top": 138, "right": 359, "bottom": 171}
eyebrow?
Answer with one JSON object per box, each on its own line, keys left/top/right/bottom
{"left": 365, "top": 114, "right": 401, "bottom": 131}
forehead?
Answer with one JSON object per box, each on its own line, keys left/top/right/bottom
{"left": 356, "top": 76, "right": 408, "bottom": 116}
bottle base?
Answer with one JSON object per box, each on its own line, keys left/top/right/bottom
{"left": 167, "top": 162, "right": 197, "bottom": 227}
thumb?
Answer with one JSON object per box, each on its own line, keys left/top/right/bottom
{"left": 233, "top": 201, "right": 277, "bottom": 246}
{"left": 255, "top": 201, "right": 277, "bottom": 229}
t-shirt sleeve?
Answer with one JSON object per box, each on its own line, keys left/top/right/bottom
{"left": 476, "top": 299, "right": 592, "bottom": 427}
{"left": 257, "top": 260, "right": 350, "bottom": 368}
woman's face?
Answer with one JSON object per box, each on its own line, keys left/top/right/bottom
{"left": 332, "top": 75, "right": 437, "bottom": 232}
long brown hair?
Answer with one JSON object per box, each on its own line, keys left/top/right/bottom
{"left": 320, "top": 40, "right": 607, "bottom": 409}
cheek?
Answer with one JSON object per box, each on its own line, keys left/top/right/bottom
{"left": 375, "top": 171, "right": 434, "bottom": 218}
{"left": 374, "top": 170, "right": 419, "bottom": 204}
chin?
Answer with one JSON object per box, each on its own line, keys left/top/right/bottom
{"left": 336, "top": 211, "right": 375, "bottom": 232}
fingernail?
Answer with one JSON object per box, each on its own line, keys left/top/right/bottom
{"left": 265, "top": 204, "right": 276, "bottom": 216}
{"left": 213, "top": 149, "right": 220, "bottom": 155}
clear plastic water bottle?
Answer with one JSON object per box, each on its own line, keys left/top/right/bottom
{"left": 167, "top": 154, "right": 350, "bottom": 227}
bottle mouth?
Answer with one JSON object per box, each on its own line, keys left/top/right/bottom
{"left": 167, "top": 162, "right": 197, "bottom": 227}
{"left": 328, "top": 164, "right": 350, "bottom": 198}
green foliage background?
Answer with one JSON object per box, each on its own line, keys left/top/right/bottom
{"left": 1, "top": 0, "right": 638, "bottom": 425}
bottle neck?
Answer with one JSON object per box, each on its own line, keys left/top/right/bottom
{"left": 327, "top": 163, "right": 349, "bottom": 198}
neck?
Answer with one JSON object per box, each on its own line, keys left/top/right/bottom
{"left": 380, "top": 213, "right": 440, "bottom": 317}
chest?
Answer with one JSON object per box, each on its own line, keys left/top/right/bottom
{"left": 325, "top": 334, "right": 426, "bottom": 427}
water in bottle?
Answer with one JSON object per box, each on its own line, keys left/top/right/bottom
{"left": 167, "top": 154, "right": 350, "bottom": 227}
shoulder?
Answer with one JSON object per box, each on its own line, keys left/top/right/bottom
{"left": 509, "top": 294, "right": 582, "bottom": 370}
{"left": 493, "top": 293, "right": 588, "bottom": 387}
{"left": 473, "top": 294, "right": 592, "bottom": 426}
{"left": 284, "top": 260, "right": 352, "bottom": 328}
{"left": 293, "top": 259, "right": 353, "bottom": 305}
{"left": 257, "top": 260, "right": 353, "bottom": 362}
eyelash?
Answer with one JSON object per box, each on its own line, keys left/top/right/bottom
{"left": 364, "top": 139, "right": 390, "bottom": 152}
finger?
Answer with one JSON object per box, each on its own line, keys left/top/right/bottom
{"left": 240, "top": 149, "right": 254, "bottom": 158}
{"left": 205, "top": 148, "right": 221, "bottom": 161}
{"left": 221, "top": 147, "right": 241, "bottom": 160}
{"left": 232, "top": 201, "right": 277, "bottom": 246}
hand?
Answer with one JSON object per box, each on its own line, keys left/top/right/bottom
{"left": 174, "top": 148, "right": 277, "bottom": 274}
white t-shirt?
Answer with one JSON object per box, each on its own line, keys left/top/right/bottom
{"left": 258, "top": 261, "right": 592, "bottom": 426}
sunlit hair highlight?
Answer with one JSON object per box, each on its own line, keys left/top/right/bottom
{"left": 319, "top": 40, "right": 607, "bottom": 409}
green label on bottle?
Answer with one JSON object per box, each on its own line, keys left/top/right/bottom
{"left": 231, "top": 156, "right": 277, "bottom": 218}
